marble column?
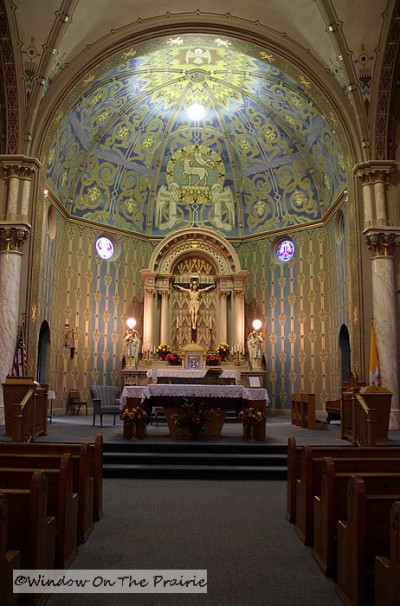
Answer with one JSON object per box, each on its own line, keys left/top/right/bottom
{"left": 140, "top": 270, "right": 157, "bottom": 354}
{"left": 0, "top": 227, "right": 30, "bottom": 424}
{"left": 159, "top": 289, "right": 169, "bottom": 345}
{"left": 232, "top": 289, "right": 245, "bottom": 352}
{"left": 219, "top": 291, "right": 228, "bottom": 344}
{"left": 354, "top": 161, "right": 395, "bottom": 228}
{"left": 0, "top": 156, "right": 40, "bottom": 424}
{"left": 365, "top": 230, "right": 400, "bottom": 429}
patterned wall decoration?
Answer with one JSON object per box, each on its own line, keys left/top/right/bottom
{"left": 240, "top": 196, "right": 353, "bottom": 411}
{"left": 45, "top": 33, "right": 347, "bottom": 239}
{"left": 38, "top": 208, "right": 154, "bottom": 402}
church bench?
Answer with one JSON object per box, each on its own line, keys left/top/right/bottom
{"left": 0, "top": 453, "right": 78, "bottom": 568}
{"left": 336, "top": 476, "right": 400, "bottom": 606}
{"left": 0, "top": 494, "right": 20, "bottom": 606}
{"left": 375, "top": 501, "right": 400, "bottom": 606}
{"left": 0, "top": 447, "right": 94, "bottom": 544}
{"left": 325, "top": 398, "right": 341, "bottom": 423}
{"left": 0, "top": 470, "right": 56, "bottom": 571}
{"left": 0, "top": 435, "right": 103, "bottom": 521}
{"left": 290, "top": 393, "right": 327, "bottom": 430}
{"left": 294, "top": 444, "right": 400, "bottom": 545}
{"left": 312, "top": 457, "right": 400, "bottom": 577}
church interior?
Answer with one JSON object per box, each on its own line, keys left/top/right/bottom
{"left": 1, "top": 1, "right": 399, "bottom": 428}
{"left": 0, "top": 2, "right": 400, "bottom": 604}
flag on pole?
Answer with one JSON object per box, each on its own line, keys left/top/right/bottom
{"left": 11, "top": 324, "right": 27, "bottom": 377}
{"left": 369, "top": 323, "right": 381, "bottom": 386}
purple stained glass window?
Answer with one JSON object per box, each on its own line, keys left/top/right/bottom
{"left": 276, "top": 239, "right": 295, "bottom": 262}
{"left": 96, "top": 236, "right": 114, "bottom": 260}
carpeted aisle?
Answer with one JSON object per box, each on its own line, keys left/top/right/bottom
{"left": 47, "top": 478, "right": 341, "bottom": 606}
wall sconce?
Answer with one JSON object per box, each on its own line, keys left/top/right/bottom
{"left": 64, "top": 323, "right": 76, "bottom": 359}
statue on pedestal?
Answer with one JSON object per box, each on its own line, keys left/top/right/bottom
{"left": 125, "top": 328, "right": 140, "bottom": 368}
{"left": 247, "top": 330, "right": 264, "bottom": 369}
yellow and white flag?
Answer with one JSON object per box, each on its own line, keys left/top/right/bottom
{"left": 369, "top": 323, "right": 381, "bottom": 386}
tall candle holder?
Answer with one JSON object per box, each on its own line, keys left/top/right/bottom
{"left": 235, "top": 348, "right": 241, "bottom": 366}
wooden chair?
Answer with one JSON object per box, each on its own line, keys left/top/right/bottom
{"left": 66, "top": 389, "right": 88, "bottom": 415}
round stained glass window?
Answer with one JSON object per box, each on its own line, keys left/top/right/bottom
{"left": 276, "top": 239, "right": 295, "bottom": 262}
{"left": 96, "top": 236, "right": 115, "bottom": 260}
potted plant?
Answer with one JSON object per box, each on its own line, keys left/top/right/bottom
{"left": 157, "top": 343, "right": 171, "bottom": 360}
{"left": 206, "top": 353, "right": 222, "bottom": 366}
{"left": 172, "top": 398, "right": 215, "bottom": 438}
{"left": 166, "top": 352, "right": 182, "bottom": 366}
{"left": 238, "top": 406, "right": 266, "bottom": 441}
{"left": 216, "top": 343, "right": 229, "bottom": 360}
{"left": 121, "top": 406, "right": 148, "bottom": 439}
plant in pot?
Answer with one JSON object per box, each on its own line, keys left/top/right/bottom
{"left": 172, "top": 398, "right": 214, "bottom": 437}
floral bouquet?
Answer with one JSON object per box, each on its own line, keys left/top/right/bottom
{"left": 166, "top": 352, "right": 182, "bottom": 365}
{"left": 216, "top": 343, "right": 229, "bottom": 358}
{"left": 121, "top": 407, "right": 148, "bottom": 424}
{"left": 206, "top": 353, "right": 222, "bottom": 365}
{"left": 172, "top": 399, "right": 214, "bottom": 436}
{"left": 157, "top": 343, "right": 171, "bottom": 358}
{"left": 238, "top": 406, "right": 266, "bottom": 425}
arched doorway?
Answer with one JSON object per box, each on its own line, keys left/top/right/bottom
{"left": 339, "top": 324, "right": 351, "bottom": 383}
{"left": 37, "top": 321, "right": 51, "bottom": 385}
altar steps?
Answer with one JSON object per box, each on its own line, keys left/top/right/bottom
{"left": 103, "top": 442, "right": 287, "bottom": 480}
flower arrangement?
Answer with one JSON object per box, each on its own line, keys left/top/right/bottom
{"left": 157, "top": 343, "right": 171, "bottom": 358}
{"left": 172, "top": 399, "right": 214, "bottom": 436}
{"left": 216, "top": 343, "right": 229, "bottom": 357}
{"left": 166, "top": 352, "right": 182, "bottom": 365}
{"left": 238, "top": 406, "right": 266, "bottom": 425}
{"left": 121, "top": 407, "right": 148, "bottom": 424}
{"left": 206, "top": 353, "right": 222, "bottom": 365}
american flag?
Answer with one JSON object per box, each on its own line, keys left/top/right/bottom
{"left": 11, "top": 325, "right": 27, "bottom": 376}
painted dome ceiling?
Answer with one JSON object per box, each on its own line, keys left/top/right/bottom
{"left": 46, "top": 33, "right": 347, "bottom": 239}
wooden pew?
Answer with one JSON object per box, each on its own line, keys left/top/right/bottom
{"left": 325, "top": 398, "right": 341, "bottom": 424}
{"left": 312, "top": 457, "right": 400, "bottom": 577}
{"left": 0, "top": 434, "right": 103, "bottom": 521}
{"left": 294, "top": 443, "right": 400, "bottom": 545}
{"left": 291, "top": 393, "right": 327, "bottom": 430}
{"left": 375, "top": 501, "right": 400, "bottom": 606}
{"left": 0, "top": 448, "right": 94, "bottom": 544}
{"left": 0, "top": 470, "right": 56, "bottom": 570}
{"left": 0, "top": 495, "right": 20, "bottom": 606}
{"left": 0, "top": 453, "right": 78, "bottom": 568}
{"left": 336, "top": 476, "right": 400, "bottom": 606}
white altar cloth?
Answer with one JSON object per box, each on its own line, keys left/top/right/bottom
{"left": 146, "top": 368, "right": 240, "bottom": 382}
{"left": 120, "top": 384, "right": 269, "bottom": 407}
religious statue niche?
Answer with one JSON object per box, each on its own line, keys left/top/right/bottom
{"left": 173, "top": 276, "right": 216, "bottom": 349}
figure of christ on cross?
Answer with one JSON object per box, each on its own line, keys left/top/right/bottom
{"left": 173, "top": 280, "right": 216, "bottom": 332}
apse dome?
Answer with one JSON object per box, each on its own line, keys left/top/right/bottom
{"left": 45, "top": 33, "right": 347, "bottom": 239}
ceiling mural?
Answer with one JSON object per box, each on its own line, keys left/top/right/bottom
{"left": 45, "top": 33, "right": 347, "bottom": 239}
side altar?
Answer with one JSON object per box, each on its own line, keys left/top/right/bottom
{"left": 120, "top": 384, "right": 269, "bottom": 439}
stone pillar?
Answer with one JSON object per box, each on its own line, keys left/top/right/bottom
{"left": 0, "top": 226, "right": 30, "bottom": 423}
{"left": 159, "top": 289, "right": 169, "bottom": 345}
{"left": 140, "top": 270, "right": 157, "bottom": 354}
{"left": 231, "top": 271, "right": 249, "bottom": 353}
{"left": 364, "top": 229, "right": 400, "bottom": 429}
{"left": 219, "top": 291, "right": 228, "bottom": 344}
{"left": 0, "top": 156, "right": 40, "bottom": 425}
{"left": 353, "top": 161, "right": 395, "bottom": 228}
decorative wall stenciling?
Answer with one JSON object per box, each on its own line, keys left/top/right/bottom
{"left": 45, "top": 34, "right": 347, "bottom": 239}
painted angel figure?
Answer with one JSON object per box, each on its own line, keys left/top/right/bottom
{"left": 155, "top": 182, "right": 179, "bottom": 229}
{"left": 211, "top": 183, "right": 235, "bottom": 230}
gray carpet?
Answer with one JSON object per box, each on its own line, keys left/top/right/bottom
{"left": 46, "top": 478, "right": 341, "bottom": 606}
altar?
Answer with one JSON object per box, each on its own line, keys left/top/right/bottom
{"left": 120, "top": 384, "right": 269, "bottom": 439}
{"left": 146, "top": 368, "right": 240, "bottom": 384}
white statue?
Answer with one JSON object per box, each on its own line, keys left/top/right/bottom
{"left": 247, "top": 330, "right": 264, "bottom": 369}
{"left": 125, "top": 329, "right": 140, "bottom": 367}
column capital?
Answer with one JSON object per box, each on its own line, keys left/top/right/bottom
{"left": 0, "top": 223, "right": 30, "bottom": 252}
{"left": 353, "top": 160, "right": 397, "bottom": 184}
{"left": 363, "top": 227, "right": 400, "bottom": 257}
{"left": 0, "top": 155, "right": 41, "bottom": 179}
